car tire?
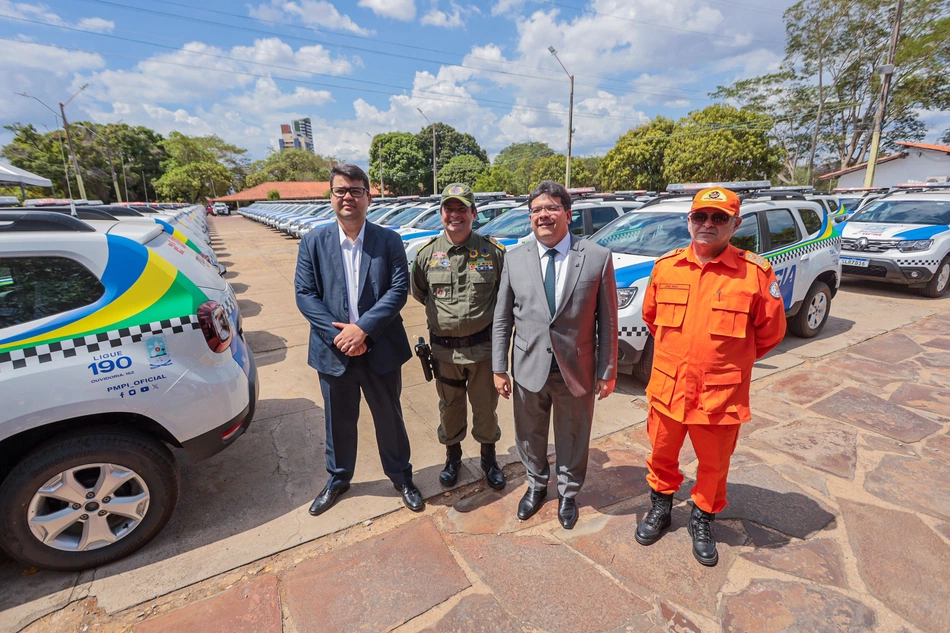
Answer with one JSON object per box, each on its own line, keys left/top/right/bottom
{"left": 0, "top": 429, "right": 179, "bottom": 572}
{"left": 789, "top": 281, "right": 831, "bottom": 338}
{"left": 632, "top": 335, "right": 654, "bottom": 385}
{"left": 919, "top": 256, "right": 950, "bottom": 298}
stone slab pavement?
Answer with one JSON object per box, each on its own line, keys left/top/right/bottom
{"left": 4, "top": 215, "right": 950, "bottom": 633}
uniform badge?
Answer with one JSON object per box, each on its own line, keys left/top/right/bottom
{"left": 469, "top": 249, "right": 478, "bottom": 258}
{"left": 480, "top": 248, "right": 489, "bottom": 256}
{"left": 440, "top": 259, "right": 451, "bottom": 267}
{"left": 435, "top": 287, "right": 448, "bottom": 298}
{"left": 769, "top": 281, "right": 781, "bottom": 298}
{"left": 429, "top": 259, "right": 438, "bottom": 267}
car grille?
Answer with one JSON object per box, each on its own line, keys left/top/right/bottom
{"left": 843, "top": 264, "right": 888, "bottom": 277}
{"left": 841, "top": 238, "right": 901, "bottom": 253}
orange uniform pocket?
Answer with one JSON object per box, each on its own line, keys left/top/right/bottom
{"left": 708, "top": 295, "right": 750, "bottom": 338}
{"left": 701, "top": 368, "right": 743, "bottom": 413}
{"left": 654, "top": 285, "right": 689, "bottom": 328}
{"left": 646, "top": 353, "right": 678, "bottom": 406}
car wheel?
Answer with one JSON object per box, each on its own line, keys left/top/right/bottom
{"left": 789, "top": 281, "right": 831, "bottom": 338}
{"left": 632, "top": 335, "right": 654, "bottom": 385}
{"left": 0, "top": 429, "right": 179, "bottom": 571}
{"left": 920, "top": 257, "right": 950, "bottom": 298}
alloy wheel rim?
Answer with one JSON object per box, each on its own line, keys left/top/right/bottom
{"left": 27, "top": 463, "right": 150, "bottom": 552}
{"left": 807, "top": 292, "right": 827, "bottom": 330}
{"left": 937, "top": 263, "right": 950, "bottom": 293}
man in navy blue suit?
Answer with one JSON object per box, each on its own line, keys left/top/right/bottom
{"left": 295, "top": 164, "right": 423, "bottom": 515}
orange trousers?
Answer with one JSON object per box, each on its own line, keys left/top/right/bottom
{"left": 645, "top": 408, "right": 740, "bottom": 514}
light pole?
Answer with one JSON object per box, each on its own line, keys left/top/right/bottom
{"left": 417, "top": 108, "right": 437, "bottom": 194}
{"left": 59, "top": 84, "right": 90, "bottom": 200}
{"left": 366, "top": 131, "right": 385, "bottom": 195}
{"left": 120, "top": 155, "right": 131, "bottom": 202}
{"left": 864, "top": 0, "right": 904, "bottom": 188}
{"left": 77, "top": 123, "right": 122, "bottom": 203}
{"left": 548, "top": 46, "right": 574, "bottom": 188}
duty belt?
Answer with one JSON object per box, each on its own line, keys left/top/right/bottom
{"left": 430, "top": 326, "right": 491, "bottom": 349}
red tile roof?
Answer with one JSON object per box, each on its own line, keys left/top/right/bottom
{"left": 818, "top": 152, "right": 906, "bottom": 180}
{"left": 894, "top": 141, "right": 950, "bottom": 154}
{"left": 212, "top": 181, "right": 378, "bottom": 203}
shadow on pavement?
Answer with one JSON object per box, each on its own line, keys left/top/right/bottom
{"left": 245, "top": 331, "right": 288, "bottom": 367}
{"left": 237, "top": 299, "right": 262, "bottom": 318}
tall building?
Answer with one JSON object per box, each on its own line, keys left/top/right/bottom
{"left": 278, "top": 119, "right": 314, "bottom": 153}
{"left": 292, "top": 118, "right": 314, "bottom": 153}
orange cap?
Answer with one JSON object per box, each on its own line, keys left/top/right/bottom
{"left": 691, "top": 187, "right": 740, "bottom": 216}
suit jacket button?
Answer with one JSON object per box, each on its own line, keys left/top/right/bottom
{"left": 546, "top": 347, "right": 551, "bottom": 353}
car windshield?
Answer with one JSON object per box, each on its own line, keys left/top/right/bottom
{"left": 366, "top": 206, "right": 392, "bottom": 221}
{"left": 593, "top": 211, "right": 691, "bottom": 256}
{"left": 419, "top": 212, "right": 445, "bottom": 230}
{"left": 385, "top": 206, "right": 428, "bottom": 225}
{"left": 479, "top": 208, "right": 531, "bottom": 238}
{"left": 851, "top": 199, "right": 950, "bottom": 225}
{"left": 839, "top": 198, "right": 863, "bottom": 212}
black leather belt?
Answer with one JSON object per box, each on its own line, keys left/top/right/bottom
{"left": 430, "top": 327, "right": 491, "bottom": 349}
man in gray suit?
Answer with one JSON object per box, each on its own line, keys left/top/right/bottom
{"left": 492, "top": 180, "right": 619, "bottom": 529}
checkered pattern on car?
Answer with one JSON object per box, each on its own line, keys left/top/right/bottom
{"left": 766, "top": 236, "right": 840, "bottom": 267}
{"left": 894, "top": 258, "right": 942, "bottom": 268}
{"left": 619, "top": 325, "right": 650, "bottom": 338}
{"left": 0, "top": 315, "right": 200, "bottom": 372}
{"left": 223, "top": 290, "right": 237, "bottom": 316}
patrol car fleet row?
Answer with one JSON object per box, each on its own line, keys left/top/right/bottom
{"left": 3, "top": 181, "right": 946, "bottom": 572}
{"left": 0, "top": 203, "right": 258, "bottom": 571}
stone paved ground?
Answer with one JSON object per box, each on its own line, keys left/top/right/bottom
{"left": 17, "top": 307, "right": 950, "bottom": 632}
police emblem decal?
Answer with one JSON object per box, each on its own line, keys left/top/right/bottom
{"left": 769, "top": 281, "right": 781, "bottom": 298}
{"left": 450, "top": 185, "right": 464, "bottom": 194}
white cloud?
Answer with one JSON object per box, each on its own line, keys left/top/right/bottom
{"left": 248, "top": 0, "right": 372, "bottom": 36}
{"left": 75, "top": 17, "right": 114, "bottom": 33}
{"left": 358, "top": 0, "right": 415, "bottom": 21}
{"left": 491, "top": 0, "right": 525, "bottom": 16}
{"left": 421, "top": 8, "right": 464, "bottom": 28}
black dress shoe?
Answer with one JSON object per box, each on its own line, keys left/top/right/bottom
{"left": 517, "top": 487, "right": 547, "bottom": 520}
{"left": 635, "top": 490, "right": 673, "bottom": 546}
{"left": 687, "top": 503, "right": 719, "bottom": 566}
{"left": 558, "top": 495, "right": 578, "bottom": 530}
{"left": 480, "top": 443, "right": 506, "bottom": 490}
{"left": 309, "top": 479, "right": 350, "bottom": 516}
{"left": 439, "top": 444, "right": 463, "bottom": 487}
{"left": 395, "top": 482, "right": 425, "bottom": 512}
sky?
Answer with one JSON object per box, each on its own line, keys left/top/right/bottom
{"left": 1, "top": 0, "right": 947, "bottom": 169}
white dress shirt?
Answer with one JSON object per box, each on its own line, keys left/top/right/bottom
{"left": 538, "top": 232, "right": 572, "bottom": 310}
{"left": 338, "top": 222, "right": 366, "bottom": 323}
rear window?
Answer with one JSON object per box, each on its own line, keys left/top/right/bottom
{"left": 799, "top": 208, "right": 823, "bottom": 237}
{"left": 0, "top": 257, "right": 104, "bottom": 329}
{"left": 766, "top": 209, "right": 799, "bottom": 250}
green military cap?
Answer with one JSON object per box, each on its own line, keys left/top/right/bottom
{"left": 441, "top": 183, "right": 475, "bottom": 207}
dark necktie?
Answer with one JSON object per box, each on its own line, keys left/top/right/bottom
{"left": 544, "top": 248, "right": 557, "bottom": 316}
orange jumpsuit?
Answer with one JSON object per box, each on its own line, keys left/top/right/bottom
{"left": 641, "top": 243, "right": 786, "bottom": 513}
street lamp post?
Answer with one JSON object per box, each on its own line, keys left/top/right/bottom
{"left": 864, "top": 0, "right": 904, "bottom": 188}
{"left": 548, "top": 46, "right": 574, "bottom": 188}
{"left": 120, "top": 156, "right": 131, "bottom": 202}
{"left": 417, "top": 108, "right": 437, "bottom": 194}
{"left": 58, "top": 84, "right": 90, "bottom": 200}
{"left": 77, "top": 123, "right": 122, "bottom": 203}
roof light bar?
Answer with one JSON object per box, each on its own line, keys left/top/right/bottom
{"left": 567, "top": 187, "right": 597, "bottom": 195}
{"left": 474, "top": 191, "right": 507, "bottom": 197}
{"left": 612, "top": 190, "right": 647, "bottom": 195}
{"left": 832, "top": 187, "right": 887, "bottom": 193}
{"left": 892, "top": 182, "right": 950, "bottom": 189}
{"left": 667, "top": 181, "right": 771, "bottom": 193}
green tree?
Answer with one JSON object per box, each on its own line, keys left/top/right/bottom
{"left": 473, "top": 163, "right": 531, "bottom": 195}
{"left": 415, "top": 123, "right": 488, "bottom": 195}
{"left": 153, "top": 132, "right": 245, "bottom": 202}
{"left": 663, "top": 104, "right": 783, "bottom": 183}
{"left": 369, "top": 132, "right": 427, "bottom": 196}
{"left": 437, "top": 154, "right": 488, "bottom": 190}
{"left": 939, "top": 128, "right": 950, "bottom": 145}
{"left": 531, "top": 154, "right": 595, "bottom": 188}
{"left": 267, "top": 189, "right": 280, "bottom": 200}
{"left": 600, "top": 117, "right": 676, "bottom": 192}
{"left": 246, "top": 149, "right": 335, "bottom": 187}
{"left": 494, "top": 141, "right": 555, "bottom": 173}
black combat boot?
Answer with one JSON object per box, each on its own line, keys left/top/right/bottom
{"left": 439, "top": 443, "right": 463, "bottom": 487}
{"left": 480, "top": 443, "right": 506, "bottom": 490}
{"left": 687, "top": 503, "right": 718, "bottom": 566}
{"left": 635, "top": 490, "right": 673, "bottom": 545}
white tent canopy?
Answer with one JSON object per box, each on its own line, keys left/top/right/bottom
{"left": 0, "top": 161, "right": 53, "bottom": 188}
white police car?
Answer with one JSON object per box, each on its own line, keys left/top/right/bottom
{"left": 0, "top": 211, "right": 257, "bottom": 571}
{"left": 593, "top": 182, "right": 842, "bottom": 382}
{"left": 839, "top": 184, "right": 950, "bottom": 297}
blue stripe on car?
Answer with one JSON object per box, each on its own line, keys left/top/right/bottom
{"left": 893, "top": 225, "right": 949, "bottom": 240}
{"left": 614, "top": 261, "right": 655, "bottom": 288}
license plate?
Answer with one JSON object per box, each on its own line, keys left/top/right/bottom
{"left": 841, "top": 257, "right": 869, "bottom": 267}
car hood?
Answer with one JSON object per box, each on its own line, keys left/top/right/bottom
{"left": 841, "top": 222, "right": 949, "bottom": 240}
{"left": 612, "top": 253, "right": 657, "bottom": 289}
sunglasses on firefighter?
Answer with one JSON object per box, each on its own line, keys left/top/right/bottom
{"left": 688, "top": 211, "right": 732, "bottom": 226}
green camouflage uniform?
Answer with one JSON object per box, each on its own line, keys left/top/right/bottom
{"left": 411, "top": 225, "right": 505, "bottom": 446}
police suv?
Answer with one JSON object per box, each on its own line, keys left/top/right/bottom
{"left": 593, "top": 182, "right": 842, "bottom": 382}
{"left": 839, "top": 183, "right": 950, "bottom": 297}
{"left": 0, "top": 211, "right": 257, "bottom": 571}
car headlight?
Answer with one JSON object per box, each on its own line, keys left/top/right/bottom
{"left": 898, "top": 239, "right": 933, "bottom": 252}
{"left": 617, "top": 287, "right": 638, "bottom": 309}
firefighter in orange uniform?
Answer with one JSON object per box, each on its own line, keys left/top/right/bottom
{"left": 635, "top": 186, "right": 786, "bottom": 566}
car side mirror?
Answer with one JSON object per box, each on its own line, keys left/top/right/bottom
{"left": 833, "top": 214, "right": 851, "bottom": 224}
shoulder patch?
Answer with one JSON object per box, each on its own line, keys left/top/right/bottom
{"left": 742, "top": 251, "right": 772, "bottom": 271}
{"left": 655, "top": 248, "right": 684, "bottom": 263}
{"left": 487, "top": 236, "right": 506, "bottom": 251}
{"left": 418, "top": 235, "right": 440, "bottom": 252}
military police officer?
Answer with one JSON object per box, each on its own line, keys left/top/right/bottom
{"left": 411, "top": 183, "right": 506, "bottom": 490}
